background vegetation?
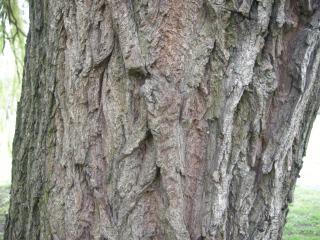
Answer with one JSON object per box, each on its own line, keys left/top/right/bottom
{"left": 284, "top": 187, "right": 320, "bottom": 240}
{"left": 0, "top": 0, "right": 27, "bottom": 184}
{"left": 0, "top": 1, "right": 27, "bottom": 236}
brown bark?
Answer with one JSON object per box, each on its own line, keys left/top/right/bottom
{"left": 5, "top": 0, "right": 320, "bottom": 239}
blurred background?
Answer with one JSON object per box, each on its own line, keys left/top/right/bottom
{"left": 0, "top": 1, "right": 319, "bottom": 240}
{"left": 0, "top": 0, "right": 28, "bottom": 238}
{"left": 0, "top": 0, "right": 28, "bottom": 186}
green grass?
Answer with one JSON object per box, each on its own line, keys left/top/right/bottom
{"left": 0, "top": 184, "right": 10, "bottom": 240}
{"left": 283, "top": 186, "right": 320, "bottom": 240}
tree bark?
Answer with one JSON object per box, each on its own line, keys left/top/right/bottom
{"left": 5, "top": 0, "right": 320, "bottom": 239}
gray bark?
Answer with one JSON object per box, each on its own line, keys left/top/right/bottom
{"left": 5, "top": 0, "right": 320, "bottom": 239}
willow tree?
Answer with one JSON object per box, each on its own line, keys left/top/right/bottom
{"left": 0, "top": 0, "right": 26, "bottom": 168}
{"left": 5, "top": 0, "right": 320, "bottom": 239}
{"left": 0, "top": 0, "right": 26, "bottom": 70}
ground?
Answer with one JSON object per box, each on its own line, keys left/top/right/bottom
{"left": 284, "top": 187, "right": 320, "bottom": 240}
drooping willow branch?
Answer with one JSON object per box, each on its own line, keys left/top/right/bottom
{"left": 0, "top": 0, "right": 27, "bottom": 78}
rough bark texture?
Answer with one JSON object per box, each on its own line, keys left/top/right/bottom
{"left": 5, "top": 0, "right": 320, "bottom": 239}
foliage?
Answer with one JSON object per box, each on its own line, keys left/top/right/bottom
{"left": 0, "top": 2, "right": 26, "bottom": 237}
{"left": 0, "top": 0, "right": 26, "bottom": 53}
{"left": 283, "top": 186, "right": 320, "bottom": 240}
{"left": 0, "top": 0, "right": 27, "bottom": 166}
{"left": 0, "top": 0, "right": 27, "bottom": 96}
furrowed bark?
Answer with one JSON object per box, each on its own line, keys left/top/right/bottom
{"left": 5, "top": 0, "right": 320, "bottom": 239}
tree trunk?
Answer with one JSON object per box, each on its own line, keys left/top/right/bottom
{"left": 5, "top": 0, "right": 320, "bottom": 239}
